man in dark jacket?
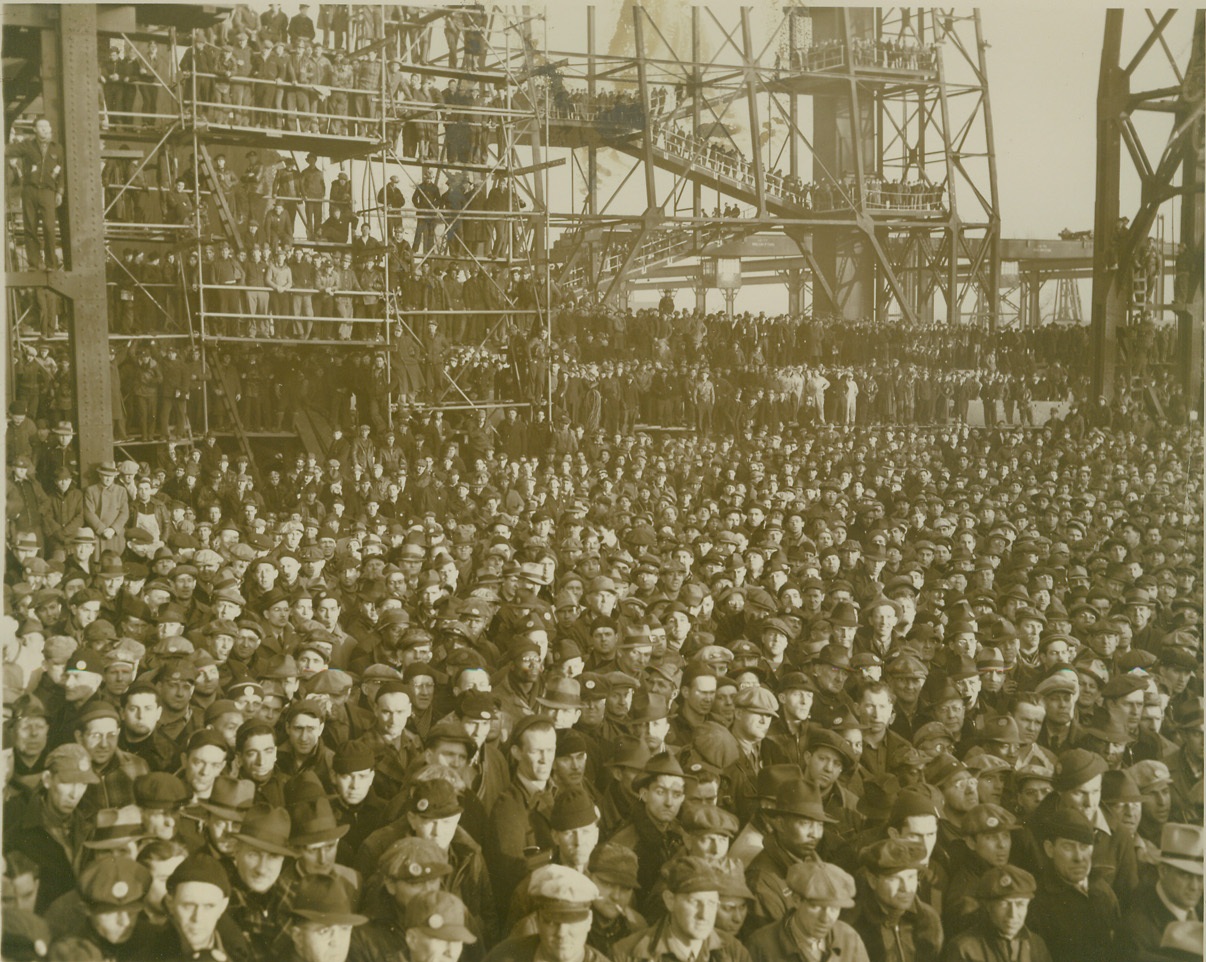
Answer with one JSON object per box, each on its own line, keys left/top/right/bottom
{"left": 1026, "top": 809, "right": 1120, "bottom": 962}
{"left": 848, "top": 838, "right": 944, "bottom": 962}
{"left": 941, "top": 865, "right": 1053, "bottom": 962}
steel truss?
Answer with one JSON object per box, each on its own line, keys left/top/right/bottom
{"left": 1091, "top": 9, "right": 1204, "bottom": 399}
{"left": 6, "top": 4, "right": 558, "bottom": 480}
{"left": 540, "top": 5, "right": 999, "bottom": 325}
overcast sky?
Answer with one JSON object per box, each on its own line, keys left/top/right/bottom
{"left": 541, "top": 2, "right": 1194, "bottom": 310}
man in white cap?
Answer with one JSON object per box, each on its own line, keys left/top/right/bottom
{"left": 1119, "top": 823, "right": 1204, "bottom": 956}
{"left": 484, "top": 864, "right": 609, "bottom": 962}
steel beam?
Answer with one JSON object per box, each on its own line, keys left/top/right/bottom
{"left": 60, "top": 5, "right": 113, "bottom": 474}
{"left": 1091, "top": 13, "right": 1126, "bottom": 397}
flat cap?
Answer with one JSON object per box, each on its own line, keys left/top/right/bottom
{"left": 860, "top": 838, "right": 928, "bottom": 873}
{"left": 530, "top": 864, "right": 599, "bottom": 920}
{"left": 1053, "top": 748, "right": 1108, "bottom": 791}
{"left": 680, "top": 801, "right": 739, "bottom": 837}
{"left": 963, "top": 803, "right": 1019, "bottom": 835}
{"left": 45, "top": 744, "right": 99, "bottom": 784}
{"left": 1042, "top": 808, "right": 1096, "bottom": 845}
{"left": 662, "top": 856, "right": 721, "bottom": 895}
{"left": 734, "top": 686, "right": 779, "bottom": 716}
{"left": 974, "top": 864, "right": 1037, "bottom": 900}
{"left": 786, "top": 860, "right": 857, "bottom": 907}
{"left": 79, "top": 856, "right": 151, "bottom": 908}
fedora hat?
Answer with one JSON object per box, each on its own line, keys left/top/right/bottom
{"left": 197, "top": 776, "right": 257, "bottom": 821}
{"left": 289, "top": 797, "right": 350, "bottom": 847}
{"left": 291, "top": 874, "right": 368, "bottom": 926}
{"left": 83, "top": 805, "right": 148, "bottom": 850}
{"left": 71, "top": 527, "right": 99, "bottom": 545}
{"left": 1160, "top": 823, "right": 1205, "bottom": 876}
{"left": 628, "top": 690, "right": 670, "bottom": 724}
{"left": 768, "top": 778, "right": 837, "bottom": 823}
{"left": 231, "top": 804, "right": 295, "bottom": 857}
{"left": 97, "top": 461, "right": 120, "bottom": 477}
{"left": 536, "top": 676, "right": 583, "bottom": 710}
{"left": 633, "top": 751, "right": 688, "bottom": 790}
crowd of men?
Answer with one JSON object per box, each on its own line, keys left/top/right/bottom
{"left": 3, "top": 297, "right": 1204, "bottom": 962}
{"left": 8, "top": 294, "right": 1187, "bottom": 449}
{"left": 4, "top": 4, "right": 1204, "bottom": 962}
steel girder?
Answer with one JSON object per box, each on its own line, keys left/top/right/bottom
{"left": 544, "top": 6, "right": 999, "bottom": 326}
{"left": 1091, "top": 10, "right": 1204, "bottom": 400}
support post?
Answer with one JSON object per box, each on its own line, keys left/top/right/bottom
{"left": 60, "top": 5, "right": 113, "bottom": 475}
{"left": 1092, "top": 13, "right": 1129, "bottom": 398}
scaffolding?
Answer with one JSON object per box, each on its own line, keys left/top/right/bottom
{"left": 8, "top": 3, "right": 1008, "bottom": 479}
{"left": 6, "top": 3, "right": 555, "bottom": 477}
{"left": 538, "top": 5, "right": 999, "bottom": 325}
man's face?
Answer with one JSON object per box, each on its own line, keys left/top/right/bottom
{"left": 235, "top": 843, "right": 285, "bottom": 893}
{"left": 287, "top": 713, "right": 324, "bottom": 755}
{"left": 870, "top": 869, "right": 919, "bottom": 913}
{"left": 1062, "top": 774, "right": 1103, "bottom": 822}
{"left": 289, "top": 919, "right": 354, "bottom": 962}
{"left": 664, "top": 890, "right": 718, "bottom": 943}
{"left": 1141, "top": 784, "right": 1172, "bottom": 826}
{"left": 804, "top": 746, "right": 845, "bottom": 793}
{"left": 64, "top": 669, "right": 102, "bottom": 703}
{"left": 513, "top": 727, "right": 555, "bottom": 783}
{"left": 12, "top": 715, "right": 49, "bottom": 759}
{"left": 1013, "top": 703, "right": 1045, "bottom": 745}
{"left": 89, "top": 906, "right": 141, "bottom": 945}
{"left": 1043, "top": 691, "right": 1076, "bottom": 727}
{"left": 409, "top": 811, "right": 462, "bottom": 852}
{"left": 640, "top": 775, "right": 686, "bottom": 825}
{"left": 239, "top": 734, "right": 278, "bottom": 782}
{"left": 535, "top": 910, "right": 591, "bottom": 962}
{"left": 167, "top": 882, "right": 229, "bottom": 952}
{"left": 969, "top": 828, "right": 1012, "bottom": 868}
{"left": 1109, "top": 691, "right": 1146, "bottom": 736}
{"left": 45, "top": 773, "right": 88, "bottom": 816}
{"left": 943, "top": 772, "right": 980, "bottom": 814}
{"left": 985, "top": 897, "right": 1031, "bottom": 940}
{"left": 1160, "top": 864, "right": 1205, "bottom": 912}
{"left": 78, "top": 717, "right": 121, "bottom": 769}
{"left": 795, "top": 900, "right": 842, "bottom": 942}
{"left": 776, "top": 814, "right": 825, "bottom": 859}
{"left": 1045, "top": 838, "right": 1093, "bottom": 884}
{"left": 184, "top": 746, "right": 227, "bottom": 794}
{"left": 859, "top": 690, "right": 893, "bottom": 733}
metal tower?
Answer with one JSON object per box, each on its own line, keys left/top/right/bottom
{"left": 1091, "top": 9, "right": 1204, "bottom": 399}
{"left": 543, "top": 5, "right": 1000, "bottom": 326}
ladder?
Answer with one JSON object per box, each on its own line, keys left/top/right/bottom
{"left": 215, "top": 365, "right": 262, "bottom": 488}
{"left": 198, "top": 145, "right": 244, "bottom": 251}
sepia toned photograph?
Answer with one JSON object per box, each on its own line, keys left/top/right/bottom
{"left": 0, "top": 2, "right": 1202, "bottom": 961}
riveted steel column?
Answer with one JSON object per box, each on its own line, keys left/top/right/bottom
{"left": 60, "top": 4, "right": 113, "bottom": 473}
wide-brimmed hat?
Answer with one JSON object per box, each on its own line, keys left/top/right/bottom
{"left": 291, "top": 874, "right": 368, "bottom": 926}
{"left": 767, "top": 778, "right": 837, "bottom": 823}
{"left": 289, "top": 797, "right": 350, "bottom": 847}
{"left": 633, "top": 751, "right": 688, "bottom": 790}
{"left": 1160, "top": 823, "right": 1205, "bottom": 876}
{"left": 536, "top": 676, "right": 583, "bottom": 710}
{"left": 231, "top": 804, "right": 295, "bottom": 857}
{"left": 197, "top": 776, "right": 256, "bottom": 821}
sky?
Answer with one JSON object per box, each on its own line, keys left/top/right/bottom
{"left": 538, "top": 2, "right": 1196, "bottom": 312}
{"left": 220, "top": 2, "right": 1196, "bottom": 316}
